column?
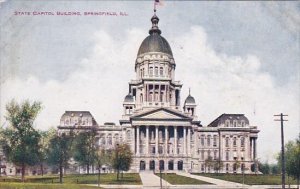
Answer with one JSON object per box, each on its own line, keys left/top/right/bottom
{"left": 165, "top": 126, "right": 168, "bottom": 155}
{"left": 187, "top": 127, "right": 191, "bottom": 155}
{"left": 166, "top": 85, "right": 169, "bottom": 103}
{"left": 183, "top": 127, "right": 186, "bottom": 154}
{"left": 146, "top": 84, "right": 149, "bottom": 101}
{"left": 146, "top": 126, "right": 149, "bottom": 155}
{"left": 137, "top": 126, "right": 140, "bottom": 155}
{"left": 132, "top": 129, "right": 135, "bottom": 154}
{"left": 159, "top": 84, "right": 161, "bottom": 102}
{"left": 174, "top": 126, "right": 177, "bottom": 155}
{"left": 249, "top": 137, "right": 253, "bottom": 160}
{"left": 155, "top": 126, "right": 158, "bottom": 155}
{"left": 253, "top": 138, "right": 256, "bottom": 160}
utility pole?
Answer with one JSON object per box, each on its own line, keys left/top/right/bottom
{"left": 274, "top": 113, "right": 288, "bottom": 189}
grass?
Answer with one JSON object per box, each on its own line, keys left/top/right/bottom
{"left": 0, "top": 173, "right": 142, "bottom": 185}
{"left": 155, "top": 173, "right": 212, "bottom": 185}
{"left": 0, "top": 182, "right": 101, "bottom": 189}
{"left": 193, "top": 173, "right": 299, "bottom": 185}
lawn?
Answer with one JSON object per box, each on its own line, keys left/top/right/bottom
{"left": 0, "top": 173, "right": 142, "bottom": 185}
{"left": 155, "top": 173, "right": 212, "bottom": 185}
{"left": 193, "top": 173, "right": 299, "bottom": 185}
{"left": 0, "top": 182, "right": 100, "bottom": 189}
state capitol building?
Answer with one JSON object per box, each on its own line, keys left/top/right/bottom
{"left": 58, "top": 12, "right": 259, "bottom": 174}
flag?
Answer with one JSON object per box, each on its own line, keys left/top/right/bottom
{"left": 154, "top": 0, "right": 164, "bottom": 12}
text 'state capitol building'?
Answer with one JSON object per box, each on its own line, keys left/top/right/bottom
{"left": 58, "top": 13, "right": 259, "bottom": 173}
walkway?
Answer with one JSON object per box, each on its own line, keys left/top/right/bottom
{"left": 176, "top": 172, "right": 248, "bottom": 187}
{"left": 139, "top": 171, "right": 171, "bottom": 188}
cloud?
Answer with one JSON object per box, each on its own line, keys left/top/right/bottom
{"left": 1, "top": 25, "right": 299, "bottom": 162}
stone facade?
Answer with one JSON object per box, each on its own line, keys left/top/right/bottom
{"left": 57, "top": 13, "right": 260, "bottom": 174}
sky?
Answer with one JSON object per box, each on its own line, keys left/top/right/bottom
{"left": 0, "top": 0, "right": 299, "bottom": 163}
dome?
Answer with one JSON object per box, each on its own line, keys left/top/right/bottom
{"left": 124, "top": 94, "right": 134, "bottom": 103}
{"left": 138, "top": 34, "right": 173, "bottom": 56}
{"left": 185, "top": 95, "right": 196, "bottom": 104}
{"left": 137, "top": 14, "right": 173, "bottom": 56}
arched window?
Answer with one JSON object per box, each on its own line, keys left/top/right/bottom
{"left": 225, "top": 137, "right": 229, "bottom": 147}
{"left": 225, "top": 120, "right": 229, "bottom": 127}
{"left": 226, "top": 151, "right": 229, "bottom": 160}
{"left": 149, "top": 92, "right": 153, "bottom": 102}
{"left": 140, "top": 94, "right": 143, "bottom": 103}
{"left": 168, "top": 160, "right": 174, "bottom": 170}
{"left": 149, "top": 160, "right": 155, "bottom": 170}
{"left": 178, "top": 160, "right": 183, "bottom": 170}
{"left": 207, "top": 136, "right": 211, "bottom": 146}
{"left": 160, "top": 67, "right": 163, "bottom": 76}
{"left": 213, "top": 135, "right": 217, "bottom": 146}
{"left": 241, "top": 137, "right": 245, "bottom": 147}
{"left": 233, "top": 137, "right": 237, "bottom": 146}
{"left": 149, "top": 67, "right": 153, "bottom": 76}
{"left": 213, "top": 151, "right": 217, "bottom": 160}
{"left": 159, "top": 160, "right": 164, "bottom": 170}
{"left": 226, "top": 163, "right": 229, "bottom": 172}
{"left": 241, "top": 163, "right": 245, "bottom": 172}
{"left": 201, "top": 136, "right": 205, "bottom": 146}
{"left": 155, "top": 67, "right": 158, "bottom": 76}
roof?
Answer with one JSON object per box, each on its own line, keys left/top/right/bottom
{"left": 60, "top": 111, "right": 98, "bottom": 126}
{"left": 137, "top": 14, "right": 173, "bottom": 56}
{"left": 184, "top": 95, "right": 196, "bottom": 104}
{"left": 124, "top": 94, "right": 134, "bottom": 103}
{"left": 208, "top": 113, "right": 249, "bottom": 127}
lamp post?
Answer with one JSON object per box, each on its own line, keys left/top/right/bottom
{"left": 116, "top": 143, "right": 119, "bottom": 181}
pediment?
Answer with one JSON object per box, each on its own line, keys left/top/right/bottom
{"left": 132, "top": 108, "right": 191, "bottom": 120}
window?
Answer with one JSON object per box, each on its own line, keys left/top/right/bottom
{"left": 241, "top": 137, "right": 245, "bottom": 147}
{"left": 226, "top": 164, "right": 229, "bottom": 172}
{"left": 213, "top": 151, "right": 217, "bottom": 160}
{"left": 160, "top": 67, "right": 163, "bottom": 76}
{"left": 201, "top": 137, "right": 205, "bottom": 146}
{"left": 149, "top": 92, "right": 153, "bottom": 102}
{"left": 155, "top": 67, "right": 158, "bottom": 76}
{"left": 226, "top": 151, "right": 229, "bottom": 160}
{"left": 207, "top": 136, "right": 211, "bottom": 146}
{"left": 225, "top": 120, "right": 229, "bottom": 127}
{"left": 158, "top": 146, "right": 163, "bottom": 154}
{"left": 201, "top": 150, "right": 204, "bottom": 160}
{"left": 233, "top": 137, "right": 237, "bottom": 146}
{"left": 233, "top": 121, "right": 237, "bottom": 127}
{"left": 152, "top": 147, "right": 155, "bottom": 154}
{"left": 213, "top": 135, "right": 217, "bottom": 146}
{"left": 241, "top": 121, "right": 245, "bottom": 127}
{"left": 149, "top": 67, "right": 153, "bottom": 76}
{"left": 207, "top": 150, "right": 211, "bottom": 158}
{"left": 225, "top": 137, "right": 229, "bottom": 147}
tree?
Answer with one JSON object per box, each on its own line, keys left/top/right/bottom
{"left": 204, "top": 156, "right": 214, "bottom": 173}
{"left": 270, "top": 164, "right": 280, "bottom": 175}
{"left": 2, "top": 100, "right": 42, "bottom": 182}
{"left": 73, "top": 129, "right": 97, "bottom": 174}
{"left": 259, "top": 161, "right": 270, "bottom": 174}
{"left": 233, "top": 159, "right": 241, "bottom": 174}
{"left": 38, "top": 128, "right": 56, "bottom": 176}
{"left": 213, "top": 158, "right": 223, "bottom": 174}
{"left": 112, "top": 144, "right": 133, "bottom": 180}
{"left": 95, "top": 149, "right": 112, "bottom": 186}
{"left": 47, "top": 131, "right": 75, "bottom": 183}
{"left": 276, "top": 135, "right": 300, "bottom": 188}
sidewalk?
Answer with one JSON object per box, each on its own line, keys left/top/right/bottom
{"left": 176, "top": 172, "right": 247, "bottom": 187}
{"left": 139, "top": 171, "right": 171, "bottom": 188}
